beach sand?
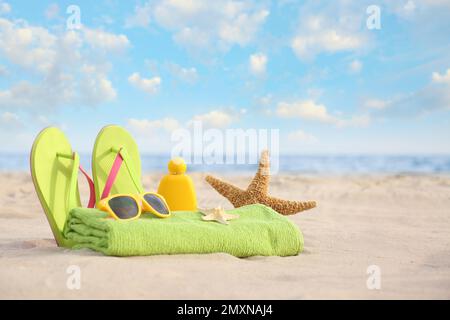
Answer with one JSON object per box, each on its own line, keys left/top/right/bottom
{"left": 0, "top": 172, "right": 449, "bottom": 299}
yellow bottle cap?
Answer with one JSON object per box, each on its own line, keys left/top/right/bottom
{"left": 168, "top": 157, "right": 187, "bottom": 174}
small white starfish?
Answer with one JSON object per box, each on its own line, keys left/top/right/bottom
{"left": 199, "top": 206, "right": 239, "bottom": 225}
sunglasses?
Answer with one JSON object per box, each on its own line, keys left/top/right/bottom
{"left": 97, "top": 192, "right": 171, "bottom": 220}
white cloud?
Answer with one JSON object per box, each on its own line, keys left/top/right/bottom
{"left": 215, "top": 6, "right": 268, "bottom": 47}
{"left": 37, "top": 115, "right": 50, "bottom": 126}
{"left": 45, "top": 3, "right": 59, "bottom": 20}
{"left": 0, "top": 76, "right": 76, "bottom": 110}
{"left": 385, "top": 0, "right": 416, "bottom": 19}
{"left": 79, "top": 64, "right": 117, "bottom": 104}
{"left": 432, "top": 68, "right": 450, "bottom": 84}
{"left": 191, "top": 110, "right": 236, "bottom": 128}
{"left": 386, "top": 0, "right": 450, "bottom": 18}
{"left": 0, "top": 1, "right": 10, "bottom": 15}
{"left": 276, "top": 100, "right": 335, "bottom": 123}
{"left": 404, "top": 1, "right": 416, "bottom": 14}
{"left": 128, "top": 117, "right": 180, "bottom": 134}
{"left": 287, "top": 130, "right": 318, "bottom": 144}
{"left": 276, "top": 99, "right": 370, "bottom": 127}
{"left": 126, "top": 117, "right": 180, "bottom": 153}
{"left": 1, "top": 111, "right": 17, "bottom": 121}
{"left": 374, "top": 0, "right": 450, "bottom": 51}
{"left": 127, "top": 109, "right": 239, "bottom": 152}
{"left": 83, "top": 28, "right": 130, "bottom": 52}
{"left": 365, "top": 69, "right": 450, "bottom": 117}
{"left": 126, "top": 0, "right": 269, "bottom": 52}
{"left": 292, "top": 29, "right": 365, "bottom": 60}
{"left": 0, "top": 111, "right": 22, "bottom": 130}
{"left": 291, "top": 3, "right": 368, "bottom": 60}
{"left": 349, "top": 59, "right": 363, "bottom": 74}
{"left": 128, "top": 72, "right": 161, "bottom": 94}
{"left": 258, "top": 94, "right": 272, "bottom": 106}
{"left": 0, "top": 17, "right": 130, "bottom": 110}
{"left": 337, "top": 114, "right": 371, "bottom": 128}
{"left": 363, "top": 98, "right": 390, "bottom": 110}
{"left": 125, "top": 2, "right": 152, "bottom": 28}
{"left": 257, "top": 94, "right": 273, "bottom": 115}
{"left": 0, "top": 18, "right": 58, "bottom": 74}
{"left": 168, "top": 63, "right": 198, "bottom": 83}
{"left": 249, "top": 53, "right": 267, "bottom": 76}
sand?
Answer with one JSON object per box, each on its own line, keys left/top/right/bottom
{"left": 0, "top": 171, "right": 449, "bottom": 299}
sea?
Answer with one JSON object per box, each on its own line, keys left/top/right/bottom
{"left": 2, "top": 153, "right": 450, "bottom": 175}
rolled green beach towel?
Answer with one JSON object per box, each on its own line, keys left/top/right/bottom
{"left": 64, "top": 204, "right": 303, "bottom": 257}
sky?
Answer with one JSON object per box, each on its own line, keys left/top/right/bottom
{"left": 0, "top": 0, "right": 449, "bottom": 155}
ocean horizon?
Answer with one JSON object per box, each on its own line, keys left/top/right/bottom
{"left": 2, "top": 153, "right": 450, "bottom": 175}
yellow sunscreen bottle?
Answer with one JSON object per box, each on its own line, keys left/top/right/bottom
{"left": 157, "top": 157, "right": 197, "bottom": 211}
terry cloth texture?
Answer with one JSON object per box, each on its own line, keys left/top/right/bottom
{"left": 64, "top": 204, "right": 303, "bottom": 257}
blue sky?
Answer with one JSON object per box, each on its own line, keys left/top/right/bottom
{"left": 0, "top": 0, "right": 449, "bottom": 155}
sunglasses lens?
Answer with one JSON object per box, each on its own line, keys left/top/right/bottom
{"left": 108, "top": 196, "right": 139, "bottom": 220}
{"left": 143, "top": 194, "right": 170, "bottom": 215}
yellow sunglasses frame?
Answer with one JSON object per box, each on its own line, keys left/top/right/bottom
{"left": 97, "top": 192, "right": 171, "bottom": 220}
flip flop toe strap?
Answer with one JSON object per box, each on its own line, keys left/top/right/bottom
{"left": 101, "top": 147, "right": 143, "bottom": 200}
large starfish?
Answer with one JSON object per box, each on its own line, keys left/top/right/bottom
{"left": 205, "top": 150, "right": 317, "bottom": 216}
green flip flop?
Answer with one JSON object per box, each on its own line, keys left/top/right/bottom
{"left": 30, "top": 127, "right": 92, "bottom": 247}
{"left": 92, "top": 125, "right": 144, "bottom": 201}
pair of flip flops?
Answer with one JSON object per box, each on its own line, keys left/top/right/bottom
{"left": 30, "top": 125, "right": 143, "bottom": 247}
